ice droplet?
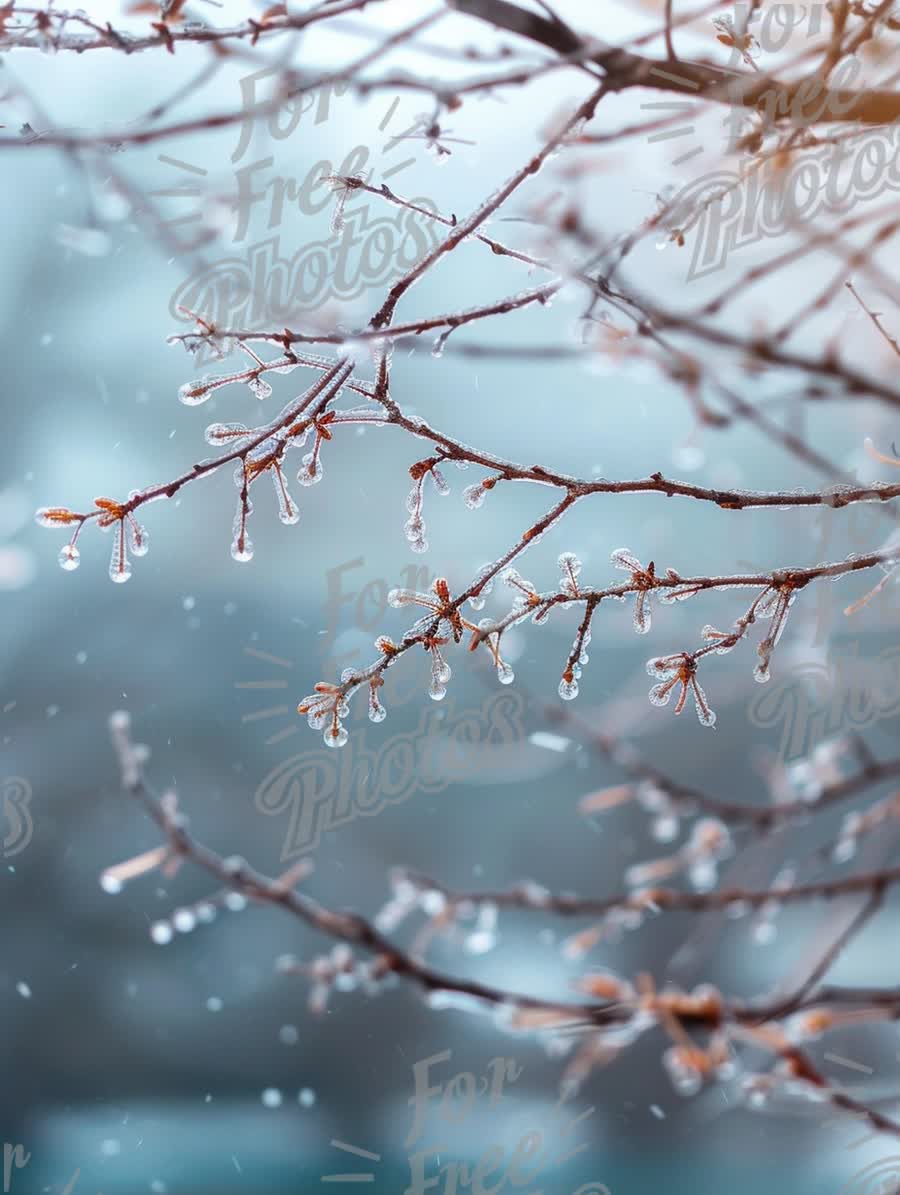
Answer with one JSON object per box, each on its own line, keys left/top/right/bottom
{"left": 173, "top": 908, "right": 196, "bottom": 933}
{"left": 231, "top": 538, "right": 254, "bottom": 563}
{"left": 298, "top": 453, "right": 324, "bottom": 487}
{"left": 129, "top": 522, "right": 150, "bottom": 557}
{"left": 753, "top": 921, "right": 776, "bottom": 946}
{"left": 463, "top": 484, "right": 486, "bottom": 509}
{"left": 247, "top": 375, "right": 273, "bottom": 401}
{"left": 151, "top": 921, "right": 173, "bottom": 945}
{"left": 58, "top": 543, "right": 80, "bottom": 571}
{"left": 331, "top": 184, "right": 348, "bottom": 236}
{"left": 652, "top": 814, "right": 679, "bottom": 843}
{"left": 324, "top": 725, "right": 349, "bottom": 748}
{"left": 368, "top": 688, "right": 387, "bottom": 723}
{"left": 753, "top": 662, "right": 770, "bottom": 684}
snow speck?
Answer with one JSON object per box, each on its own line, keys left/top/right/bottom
{"left": 528, "top": 731, "right": 571, "bottom": 753}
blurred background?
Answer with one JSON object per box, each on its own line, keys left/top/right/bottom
{"left": 2, "top": 1, "right": 900, "bottom": 1191}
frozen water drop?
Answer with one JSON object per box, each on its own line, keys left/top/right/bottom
{"left": 58, "top": 543, "right": 80, "bottom": 571}
{"left": 173, "top": 908, "right": 196, "bottom": 933}
{"left": 151, "top": 921, "right": 173, "bottom": 945}
{"left": 129, "top": 524, "right": 150, "bottom": 557}
{"left": 298, "top": 453, "right": 324, "bottom": 487}
{"left": 248, "top": 375, "right": 273, "bottom": 401}
{"left": 463, "top": 484, "right": 486, "bottom": 510}
{"left": 324, "top": 725, "right": 349, "bottom": 748}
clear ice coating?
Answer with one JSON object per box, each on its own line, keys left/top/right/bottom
{"left": 205, "top": 422, "right": 251, "bottom": 446}
{"left": 467, "top": 564, "right": 495, "bottom": 611}
{"left": 108, "top": 522, "right": 131, "bottom": 584}
{"left": 272, "top": 467, "right": 300, "bottom": 525}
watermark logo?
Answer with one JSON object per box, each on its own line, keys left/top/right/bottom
{"left": 255, "top": 690, "right": 527, "bottom": 857}
{"left": 3, "top": 1145, "right": 29, "bottom": 1194}
{"left": 839, "top": 1155, "right": 900, "bottom": 1193}
{"left": 667, "top": 128, "right": 900, "bottom": 279}
{"left": 747, "top": 641, "right": 900, "bottom": 764}
{"left": 238, "top": 558, "right": 543, "bottom": 857}
{"left": 2, "top": 1147, "right": 85, "bottom": 1195}
{"left": 159, "top": 69, "right": 443, "bottom": 344}
{"left": 1, "top": 777, "right": 32, "bottom": 858}
{"left": 320, "top": 1049, "right": 609, "bottom": 1194}
{"left": 645, "top": 2, "right": 900, "bottom": 278}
